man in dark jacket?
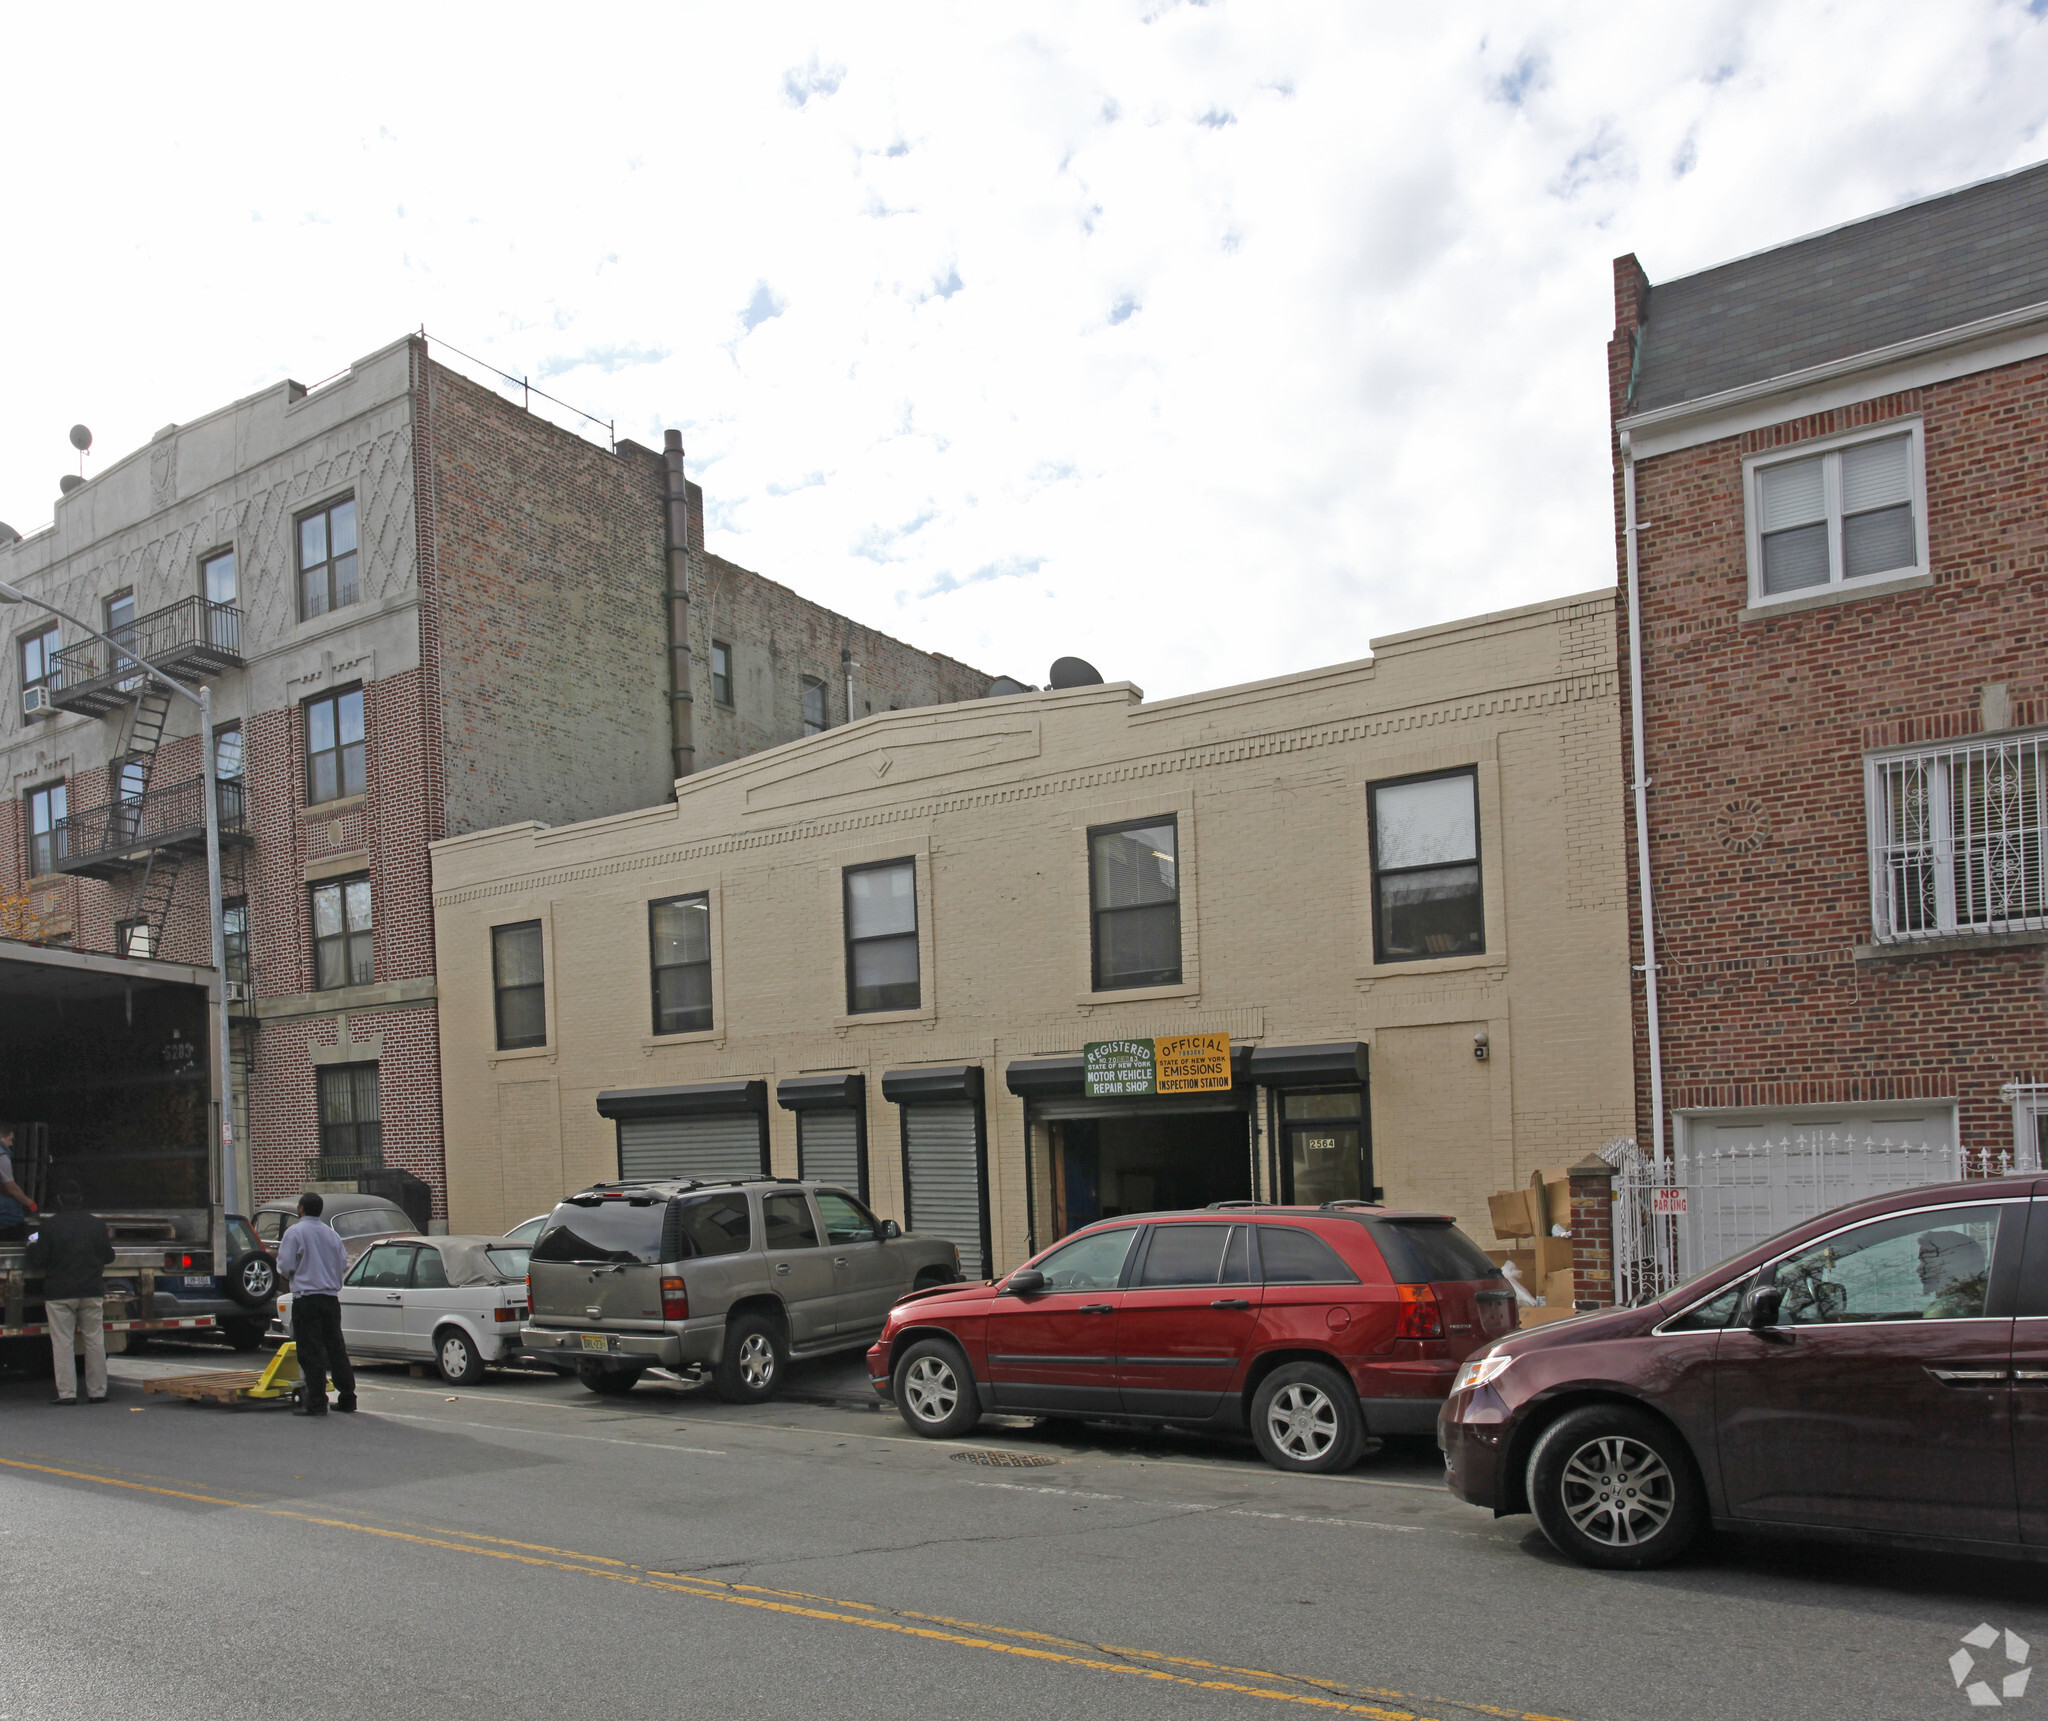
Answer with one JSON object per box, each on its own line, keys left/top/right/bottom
{"left": 25, "top": 1182, "right": 116, "bottom": 1404}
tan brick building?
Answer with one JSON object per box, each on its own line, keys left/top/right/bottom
{"left": 430, "top": 589, "right": 1634, "bottom": 1272}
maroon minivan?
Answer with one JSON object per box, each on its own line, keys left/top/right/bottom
{"left": 867, "top": 1203, "right": 1512, "bottom": 1473}
{"left": 1440, "top": 1173, "right": 2046, "bottom": 1568}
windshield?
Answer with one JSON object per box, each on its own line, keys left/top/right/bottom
{"left": 531, "top": 1198, "right": 666, "bottom": 1265}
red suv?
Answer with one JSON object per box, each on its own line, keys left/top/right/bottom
{"left": 866, "top": 1204, "right": 1514, "bottom": 1473}
{"left": 1440, "top": 1173, "right": 2045, "bottom": 1569}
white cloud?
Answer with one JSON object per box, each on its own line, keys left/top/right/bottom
{"left": 3, "top": 2, "right": 2045, "bottom": 695}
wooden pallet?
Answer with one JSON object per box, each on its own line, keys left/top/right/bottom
{"left": 142, "top": 1370, "right": 287, "bottom": 1408}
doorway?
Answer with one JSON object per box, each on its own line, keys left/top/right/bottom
{"left": 1277, "top": 1088, "right": 1372, "bottom": 1205}
{"left": 1049, "top": 1109, "right": 1250, "bottom": 1238}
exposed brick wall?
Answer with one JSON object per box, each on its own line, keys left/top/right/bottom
{"left": 1569, "top": 1159, "right": 1616, "bottom": 1306}
{"left": 1616, "top": 325, "right": 2048, "bottom": 1157}
{"left": 690, "top": 554, "right": 995, "bottom": 772}
{"left": 424, "top": 359, "right": 675, "bottom": 835}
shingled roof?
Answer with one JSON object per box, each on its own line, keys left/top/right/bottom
{"left": 1630, "top": 158, "right": 2048, "bottom": 415}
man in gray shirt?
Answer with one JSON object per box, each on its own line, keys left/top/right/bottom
{"left": 275, "top": 1193, "right": 357, "bottom": 1416}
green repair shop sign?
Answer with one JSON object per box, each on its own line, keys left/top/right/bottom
{"left": 1082, "top": 1034, "right": 1231, "bottom": 1098}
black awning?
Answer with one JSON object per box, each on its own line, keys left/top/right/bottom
{"left": 777, "top": 1072, "right": 866, "bottom": 1112}
{"left": 595, "top": 1078, "right": 768, "bottom": 1121}
{"left": 880, "top": 1064, "right": 985, "bottom": 1104}
{"left": 1248, "top": 1042, "right": 1369, "bottom": 1088}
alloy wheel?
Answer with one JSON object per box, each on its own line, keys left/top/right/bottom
{"left": 738, "top": 1332, "right": 777, "bottom": 1390}
{"left": 241, "top": 1260, "right": 273, "bottom": 1297}
{"left": 1558, "top": 1435, "right": 1677, "bottom": 1547}
{"left": 903, "top": 1355, "right": 960, "bottom": 1424}
{"left": 1265, "top": 1382, "right": 1339, "bottom": 1460}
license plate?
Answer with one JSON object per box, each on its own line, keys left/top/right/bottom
{"left": 579, "top": 1333, "right": 611, "bottom": 1352}
{"left": 183, "top": 1275, "right": 216, "bottom": 1288}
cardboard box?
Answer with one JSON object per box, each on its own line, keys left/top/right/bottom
{"left": 1487, "top": 1189, "right": 1535, "bottom": 1239}
{"left": 1517, "top": 1304, "right": 1582, "bottom": 1330}
{"left": 1542, "top": 1267, "right": 1577, "bottom": 1306}
{"left": 1533, "top": 1235, "right": 1575, "bottom": 1278}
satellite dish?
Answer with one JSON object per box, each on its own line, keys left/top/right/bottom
{"left": 986, "top": 676, "right": 1032, "bottom": 697}
{"left": 69, "top": 424, "right": 93, "bottom": 453}
{"left": 0, "top": 522, "right": 19, "bottom": 547}
{"left": 1048, "top": 656, "right": 1103, "bottom": 689}
{"left": 59, "top": 475, "right": 84, "bottom": 495}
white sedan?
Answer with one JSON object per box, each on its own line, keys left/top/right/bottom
{"left": 272, "top": 1236, "right": 531, "bottom": 1385}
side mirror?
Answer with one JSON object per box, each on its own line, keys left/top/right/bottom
{"left": 1004, "top": 1268, "right": 1045, "bottom": 1297}
{"left": 1746, "top": 1285, "right": 1784, "bottom": 1332}
{"left": 879, "top": 1219, "right": 901, "bottom": 1241}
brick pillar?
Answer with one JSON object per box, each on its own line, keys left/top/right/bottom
{"left": 1568, "top": 1156, "right": 1618, "bottom": 1309}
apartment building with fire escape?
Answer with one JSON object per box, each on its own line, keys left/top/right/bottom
{"left": 0, "top": 334, "right": 997, "bottom": 1220}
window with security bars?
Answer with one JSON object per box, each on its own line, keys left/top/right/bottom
{"left": 493, "top": 920, "right": 547, "bottom": 1048}
{"left": 650, "top": 893, "right": 712, "bottom": 1034}
{"left": 1750, "top": 428, "right": 1923, "bottom": 601}
{"left": 311, "top": 877, "right": 374, "bottom": 989}
{"left": 1868, "top": 732, "right": 2048, "bottom": 941}
{"left": 318, "top": 1063, "right": 383, "bottom": 1167}
{"left": 1089, "top": 817, "right": 1181, "bottom": 989}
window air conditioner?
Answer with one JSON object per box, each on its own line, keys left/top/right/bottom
{"left": 223, "top": 981, "right": 251, "bottom": 1004}
{"left": 22, "top": 685, "right": 54, "bottom": 717}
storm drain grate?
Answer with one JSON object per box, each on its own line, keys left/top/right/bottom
{"left": 950, "top": 1448, "right": 1061, "bottom": 1468}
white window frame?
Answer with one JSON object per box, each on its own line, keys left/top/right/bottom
{"left": 1864, "top": 725, "right": 2048, "bottom": 943}
{"left": 1743, "top": 417, "right": 1930, "bottom": 609}
{"left": 2003, "top": 1084, "right": 2048, "bottom": 1173}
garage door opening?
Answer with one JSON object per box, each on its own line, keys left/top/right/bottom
{"left": 1050, "top": 1110, "right": 1250, "bottom": 1238}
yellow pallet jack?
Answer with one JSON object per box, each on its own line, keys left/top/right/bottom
{"left": 141, "top": 1343, "right": 306, "bottom": 1408}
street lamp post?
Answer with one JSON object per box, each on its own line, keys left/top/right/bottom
{"left": 0, "top": 578, "right": 241, "bottom": 1218}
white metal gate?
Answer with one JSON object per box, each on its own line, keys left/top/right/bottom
{"left": 617, "top": 1113, "right": 766, "bottom": 1183}
{"left": 1606, "top": 1128, "right": 2017, "bottom": 1303}
{"left": 902, "top": 1101, "right": 987, "bottom": 1279}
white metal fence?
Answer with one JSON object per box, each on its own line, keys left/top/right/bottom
{"left": 1868, "top": 731, "right": 2048, "bottom": 942}
{"left": 1604, "top": 1131, "right": 2020, "bottom": 1304}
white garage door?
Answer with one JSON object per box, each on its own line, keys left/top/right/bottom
{"left": 902, "top": 1102, "right": 987, "bottom": 1279}
{"left": 1675, "top": 1107, "right": 1958, "bottom": 1274}
{"left": 617, "top": 1114, "right": 766, "bottom": 1183}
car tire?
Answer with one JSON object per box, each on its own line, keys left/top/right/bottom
{"left": 435, "top": 1327, "right": 489, "bottom": 1386}
{"left": 714, "top": 1312, "right": 788, "bottom": 1404}
{"left": 221, "top": 1320, "right": 266, "bottom": 1353}
{"left": 225, "top": 1250, "right": 278, "bottom": 1309}
{"left": 892, "top": 1337, "right": 981, "bottom": 1439}
{"left": 1249, "top": 1362, "right": 1366, "bottom": 1475}
{"left": 1525, "top": 1403, "right": 1704, "bottom": 1570}
{"left": 576, "top": 1361, "right": 643, "bottom": 1396}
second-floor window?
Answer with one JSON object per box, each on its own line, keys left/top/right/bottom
{"left": 223, "top": 898, "right": 251, "bottom": 987}
{"left": 20, "top": 623, "right": 61, "bottom": 696}
{"left": 305, "top": 687, "right": 366, "bottom": 803}
{"left": 650, "top": 894, "right": 712, "bottom": 1034}
{"left": 1869, "top": 730, "right": 2048, "bottom": 942}
{"left": 215, "top": 724, "right": 244, "bottom": 781}
{"left": 311, "top": 877, "right": 374, "bottom": 989}
{"left": 25, "top": 782, "right": 66, "bottom": 875}
{"left": 845, "top": 859, "right": 918, "bottom": 1013}
{"left": 711, "top": 641, "right": 733, "bottom": 707}
{"left": 1748, "top": 426, "right": 1924, "bottom": 603}
{"left": 1370, "top": 768, "right": 1484, "bottom": 962}
{"left": 802, "top": 676, "right": 827, "bottom": 735}
{"left": 297, "top": 495, "right": 359, "bottom": 620}
{"left": 1089, "top": 817, "right": 1182, "bottom": 990}
{"left": 117, "top": 918, "right": 153, "bottom": 960}
{"left": 493, "top": 920, "right": 546, "bottom": 1049}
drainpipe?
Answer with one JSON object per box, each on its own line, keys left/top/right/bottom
{"left": 842, "top": 647, "right": 858, "bottom": 726}
{"left": 1620, "top": 430, "right": 1667, "bottom": 1167}
{"left": 662, "top": 430, "right": 695, "bottom": 783}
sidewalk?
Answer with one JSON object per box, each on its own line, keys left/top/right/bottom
{"left": 777, "top": 1351, "right": 885, "bottom": 1411}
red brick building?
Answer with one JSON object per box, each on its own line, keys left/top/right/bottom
{"left": 1609, "top": 161, "right": 2048, "bottom": 1275}
{"left": 2, "top": 335, "right": 996, "bottom": 1220}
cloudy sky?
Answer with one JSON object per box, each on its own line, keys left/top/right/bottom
{"left": 5, "top": 3, "right": 2046, "bottom": 696}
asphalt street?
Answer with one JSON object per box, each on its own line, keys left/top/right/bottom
{"left": 3, "top": 1338, "right": 2042, "bottom": 1721}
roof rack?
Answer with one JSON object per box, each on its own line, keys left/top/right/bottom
{"left": 1205, "top": 1200, "right": 1265, "bottom": 1209}
{"left": 1320, "top": 1199, "right": 1384, "bottom": 1211}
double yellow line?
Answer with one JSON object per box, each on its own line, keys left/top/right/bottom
{"left": 2, "top": 1455, "right": 1572, "bottom": 1721}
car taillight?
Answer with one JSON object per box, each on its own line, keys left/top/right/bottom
{"left": 1396, "top": 1284, "right": 1444, "bottom": 1340}
{"left": 494, "top": 1307, "right": 519, "bottom": 1323}
{"left": 661, "top": 1277, "right": 688, "bottom": 1321}
{"left": 164, "top": 1252, "right": 198, "bottom": 1270}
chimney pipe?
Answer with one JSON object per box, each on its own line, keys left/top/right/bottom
{"left": 662, "top": 429, "right": 695, "bottom": 783}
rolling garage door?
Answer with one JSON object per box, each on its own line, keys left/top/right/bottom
{"left": 797, "top": 1109, "right": 864, "bottom": 1195}
{"left": 617, "top": 1113, "right": 766, "bottom": 1183}
{"left": 903, "top": 1102, "right": 988, "bottom": 1279}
